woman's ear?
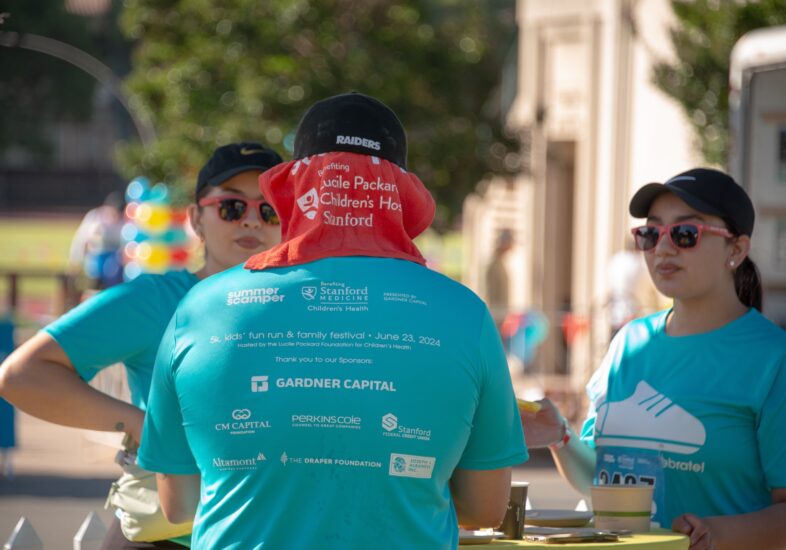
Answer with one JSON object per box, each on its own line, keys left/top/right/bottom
{"left": 729, "top": 234, "right": 751, "bottom": 269}
{"left": 188, "top": 203, "right": 204, "bottom": 241}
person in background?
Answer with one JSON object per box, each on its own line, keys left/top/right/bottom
{"left": 485, "top": 228, "right": 514, "bottom": 333}
{"left": 138, "top": 92, "right": 528, "bottom": 550}
{"left": 520, "top": 168, "right": 786, "bottom": 550}
{"left": 0, "top": 142, "right": 283, "bottom": 549}
{"left": 67, "top": 190, "right": 126, "bottom": 297}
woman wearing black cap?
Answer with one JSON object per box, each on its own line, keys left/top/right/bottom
{"left": 521, "top": 168, "right": 786, "bottom": 550}
{"left": 0, "top": 142, "right": 283, "bottom": 548}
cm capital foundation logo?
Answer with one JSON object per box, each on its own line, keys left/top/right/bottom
{"left": 382, "top": 413, "right": 398, "bottom": 432}
{"left": 232, "top": 409, "right": 251, "bottom": 420}
{"left": 296, "top": 188, "right": 319, "bottom": 220}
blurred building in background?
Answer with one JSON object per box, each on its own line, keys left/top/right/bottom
{"left": 465, "top": 0, "right": 697, "bottom": 400}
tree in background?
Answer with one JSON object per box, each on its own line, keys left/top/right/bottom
{"left": 118, "top": 0, "right": 518, "bottom": 224}
{"left": 653, "top": 0, "right": 786, "bottom": 166}
{"left": 0, "top": 0, "right": 99, "bottom": 157}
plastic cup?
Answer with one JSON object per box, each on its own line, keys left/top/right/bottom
{"left": 500, "top": 481, "right": 528, "bottom": 539}
{"left": 591, "top": 484, "right": 653, "bottom": 532}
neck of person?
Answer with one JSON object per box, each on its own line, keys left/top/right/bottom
{"left": 667, "top": 284, "right": 749, "bottom": 336}
{"left": 195, "top": 255, "right": 225, "bottom": 280}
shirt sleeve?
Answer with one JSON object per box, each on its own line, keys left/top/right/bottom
{"left": 137, "top": 312, "right": 199, "bottom": 475}
{"left": 43, "top": 276, "right": 162, "bottom": 383}
{"left": 757, "top": 354, "right": 786, "bottom": 489}
{"left": 457, "top": 309, "right": 529, "bottom": 470}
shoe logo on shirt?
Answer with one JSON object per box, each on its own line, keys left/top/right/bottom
{"left": 251, "top": 376, "right": 269, "bottom": 393}
{"left": 296, "top": 188, "right": 319, "bottom": 220}
{"left": 595, "top": 380, "right": 706, "bottom": 454}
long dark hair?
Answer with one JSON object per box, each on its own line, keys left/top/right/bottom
{"left": 734, "top": 256, "right": 762, "bottom": 311}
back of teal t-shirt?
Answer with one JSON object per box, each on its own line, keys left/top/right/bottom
{"left": 139, "top": 257, "right": 528, "bottom": 550}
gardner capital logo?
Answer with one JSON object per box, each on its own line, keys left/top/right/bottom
{"left": 382, "top": 413, "right": 398, "bottom": 432}
{"left": 296, "top": 188, "right": 319, "bottom": 220}
{"left": 251, "top": 375, "right": 269, "bottom": 393}
{"left": 232, "top": 409, "right": 251, "bottom": 420}
{"left": 301, "top": 286, "right": 317, "bottom": 301}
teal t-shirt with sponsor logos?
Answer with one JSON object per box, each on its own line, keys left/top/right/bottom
{"left": 580, "top": 309, "right": 786, "bottom": 526}
{"left": 138, "top": 257, "right": 528, "bottom": 550}
{"left": 44, "top": 270, "right": 199, "bottom": 410}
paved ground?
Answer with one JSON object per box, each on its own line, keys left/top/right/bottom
{"left": 1, "top": 411, "right": 584, "bottom": 549}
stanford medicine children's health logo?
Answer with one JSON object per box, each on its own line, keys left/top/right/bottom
{"left": 297, "top": 188, "right": 319, "bottom": 220}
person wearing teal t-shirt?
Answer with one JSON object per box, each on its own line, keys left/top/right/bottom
{"left": 521, "top": 168, "right": 786, "bottom": 550}
{"left": 139, "top": 93, "right": 528, "bottom": 550}
{"left": 0, "top": 142, "right": 283, "bottom": 549}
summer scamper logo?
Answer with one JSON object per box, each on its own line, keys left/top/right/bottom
{"left": 297, "top": 188, "right": 319, "bottom": 220}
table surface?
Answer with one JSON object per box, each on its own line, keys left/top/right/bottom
{"left": 460, "top": 530, "right": 689, "bottom": 549}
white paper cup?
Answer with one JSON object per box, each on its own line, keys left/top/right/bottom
{"left": 591, "top": 484, "right": 653, "bottom": 532}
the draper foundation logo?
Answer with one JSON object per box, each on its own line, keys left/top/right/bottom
{"left": 381, "top": 413, "right": 431, "bottom": 441}
{"left": 297, "top": 188, "right": 319, "bottom": 219}
{"left": 251, "top": 375, "right": 269, "bottom": 393}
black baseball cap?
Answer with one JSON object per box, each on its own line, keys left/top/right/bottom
{"left": 196, "top": 142, "right": 283, "bottom": 196}
{"left": 293, "top": 92, "right": 408, "bottom": 169}
{"left": 629, "top": 168, "right": 755, "bottom": 236}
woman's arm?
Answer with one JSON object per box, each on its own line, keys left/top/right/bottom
{"left": 157, "top": 473, "right": 200, "bottom": 525}
{"left": 450, "top": 467, "right": 512, "bottom": 529}
{"left": 520, "top": 399, "right": 596, "bottom": 495}
{"left": 673, "top": 489, "right": 786, "bottom": 550}
{"left": 0, "top": 331, "right": 144, "bottom": 443}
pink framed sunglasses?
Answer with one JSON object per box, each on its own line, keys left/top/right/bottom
{"left": 631, "top": 223, "right": 734, "bottom": 251}
{"left": 198, "top": 195, "right": 279, "bottom": 225}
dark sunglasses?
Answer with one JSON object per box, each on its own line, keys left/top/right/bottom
{"left": 198, "top": 195, "right": 279, "bottom": 225}
{"left": 631, "top": 223, "right": 733, "bottom": 251}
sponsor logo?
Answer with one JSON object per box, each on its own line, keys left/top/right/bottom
{"left": 304, "top": 281, "right": 369, "bottom": 313}
{"left": 251, "top": 376, "right": 269, "bottom": 393}
{"left": 226, "top": 288, "right": 285, "bottom": 306}
{"left": 215, "top": 409, "right": 271, "bottom": 435}
{"left": 279, "top": 452, "right": 381, "bottom": 469}
{"left": 297, "top": 188, "right": 319, "bottom": 220}
{"left": 291, "top": 414, "right": 362, "bottom": 430}
{"left": 336, "top": 135, "right": 381, "bottom": 151}
{"left": 232, "top": 409, "right": 251, "bottom": 420}
{"left": 212, "top": 453, "right": 266, "bottom": 471}
{"left": 301, "top": 286, "right": 317, "bottom": 301}
{"left": 382, "top": 292, "right": 428, "bottom": 307}
{"left": 381, "top": 413, "right": 431, "bottom": 441}
{"left": 275, "top": 377, "right": 396, "bottom": 392}
{"left": 382, "top": 413, "right": 397, "bottom": 432}
{"left": 389, "top": 453, "right": 436, "bottom": 479}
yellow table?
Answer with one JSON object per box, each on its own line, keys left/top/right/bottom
{"left": 460, "top": 531, "right": 689, "bottom": 549}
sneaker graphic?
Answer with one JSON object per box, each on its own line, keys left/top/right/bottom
{"left": 595, "top": 380, "right": 705, "bottom": 454}
{"left": 296, "top": 188, "right": 319, "bottom": 220}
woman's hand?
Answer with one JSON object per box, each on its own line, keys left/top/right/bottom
{"left": 672, "top": 513, "right": 715, "bottom": 550}
{"left": 518, "top": 398, "right": 566, "bottom": 449}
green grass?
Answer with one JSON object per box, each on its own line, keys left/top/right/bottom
{"left": 0, "top": 216, "right": 81, "bottom": 322}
